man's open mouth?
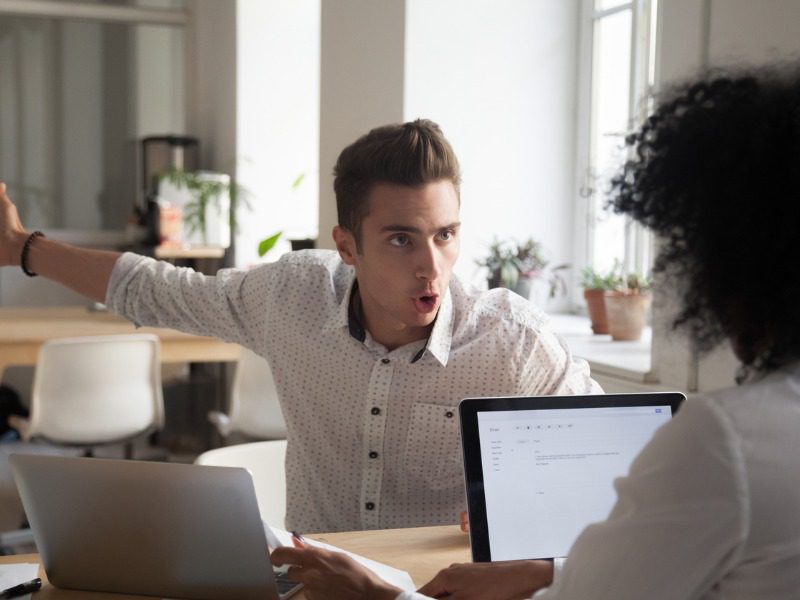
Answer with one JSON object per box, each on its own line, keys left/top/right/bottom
{"left": 413, "top": 294, "right": 439, "bottom": 313}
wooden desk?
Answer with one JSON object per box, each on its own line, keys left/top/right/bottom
{"left": 0, "top": 525, "right": 471, "bottom": 599}
{"left": 0, "top": 306, "right": 240, "bottom": 377}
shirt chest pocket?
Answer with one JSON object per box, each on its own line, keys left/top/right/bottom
{"left": 403, "top": 402, "right": 464, "bottom": 491}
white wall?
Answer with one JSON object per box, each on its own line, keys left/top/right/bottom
{"left": 708, "top": 0, "right": 800, "bottom": 65}
{"left": 235, "top": 0, "right": 320, "bottom": 267}
{"left": 189, "top": 1, "right": 237, "bottom": 175}
{"left": 405, "top": 0, "right": 580, "bottom": 292}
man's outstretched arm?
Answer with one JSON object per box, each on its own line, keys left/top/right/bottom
{"left": 0, "top": 182, "right": 120, "bottom": 303}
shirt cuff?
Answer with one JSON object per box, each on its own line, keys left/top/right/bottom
{"left": 104, "top": 252, "right": 149, "bottom": 310}
{"left": 532, "top": 557, "right": 566, "bottom": 598}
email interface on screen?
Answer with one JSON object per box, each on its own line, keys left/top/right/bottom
{"left": 477, "top": 405, "right": 671, "bottom": 560}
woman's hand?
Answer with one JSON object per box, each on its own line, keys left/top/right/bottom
{"left": 271, "top": 543, "right": 403, "bottom": 600}
{"left": 416, "top": 559, "right": 554, "bottom": 600}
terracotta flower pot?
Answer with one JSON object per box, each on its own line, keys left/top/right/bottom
{"left": 604, "top": 292, "right": 652, "bottom": 341}
{"left": 583, "top": 288, "right": 609, "bottom": 334}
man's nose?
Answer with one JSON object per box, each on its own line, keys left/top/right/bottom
{"left": 416, "top": 243, "right": 442, "bottom": 280}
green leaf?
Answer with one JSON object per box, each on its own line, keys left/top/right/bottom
{"left": 290, "top": 172, "right": 306, "bottom": 190}
{"left": 257, "top": 232, "right": 283, "bottom": 257}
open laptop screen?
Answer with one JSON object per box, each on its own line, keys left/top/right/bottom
{"left": 460, "top": 393, "right": 684, "bottom": 562}
{"left": 10, "top": 454, "right": 302, "bottom": 600}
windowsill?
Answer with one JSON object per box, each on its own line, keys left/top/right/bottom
{"left": 548, "top": 313, "right": 653, "bottom": 383}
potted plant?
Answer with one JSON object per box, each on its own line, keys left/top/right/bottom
{"left": 604, "top": 272, "right": 652, "bottom": 341}
{"left": 159, "top": 170, "right": 235, "bottom": 247}
{"left": 580, "top": 263, "right": 623, "bottom": 334}
{"left": 477, "top": 237, "right": 569, "bottom": 306}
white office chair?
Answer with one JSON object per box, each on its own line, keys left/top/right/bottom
{"left": 208, "top": 347, "right": 286, "bottom": 439}
{"left": 195, "top": 439, "right": 288, "bottom": 529}
{"left": 14, "top": 334, "right": 165, "bottom": 458}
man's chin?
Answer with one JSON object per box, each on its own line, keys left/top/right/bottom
{"left": 407, "top": 311, "right": 438, "bottom": 330}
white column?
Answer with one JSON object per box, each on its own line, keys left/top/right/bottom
{"left": 318, "top": 0, "right": 406, "bottom": 249}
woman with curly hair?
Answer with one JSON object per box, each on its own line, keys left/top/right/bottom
{"left": 272, "top": 67, "right": 800, "bottom": 600}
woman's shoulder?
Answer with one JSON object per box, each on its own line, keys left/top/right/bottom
{"left": 701, "top": 363, "right": 800, "bottom": 433}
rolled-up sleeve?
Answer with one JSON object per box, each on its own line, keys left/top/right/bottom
{"left": 518, "top": 325, "right": 603, "bottom": 396}
{"left": 105, "top": 252, "right": 279, "bottom": 353}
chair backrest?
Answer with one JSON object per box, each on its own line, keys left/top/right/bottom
{"left": 228, "top": 348, "right": 286, "bottom": 439}
{"left": 195, "top": 440, "right": 287, "bottom": 529}
{"left": 28, "top": 334, "right": 164, "bottom": 445}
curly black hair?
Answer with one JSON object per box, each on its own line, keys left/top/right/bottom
{"left": 610, "top": 66, "right": 800, "bottom": 376}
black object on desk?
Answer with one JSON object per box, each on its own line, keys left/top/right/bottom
{"left": 1, "top": 577, "right": 42, "bottom": 598}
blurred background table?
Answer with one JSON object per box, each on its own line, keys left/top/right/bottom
{"left": 0, "top": 306, "right": 243, "bottom": 532}
{"left": 0, "top": 306, "right": 240, "bottom": 378}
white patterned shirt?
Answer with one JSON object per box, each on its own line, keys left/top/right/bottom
{"left": 107, "top": 250, "right": 601, "bottom": 533}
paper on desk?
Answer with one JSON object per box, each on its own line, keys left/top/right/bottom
{"left": 0, "top": 563, "right": 39, "bottom": 600}
{"left": 263, "top": 522, "right": 416, "bottom": 592}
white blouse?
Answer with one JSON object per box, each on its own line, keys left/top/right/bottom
{"left": 401, "top": 363, "right": 800, "bottom": 599}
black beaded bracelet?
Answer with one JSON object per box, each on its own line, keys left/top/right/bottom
{"left": 20, "top": 230, "right": 45, "bottom": 277}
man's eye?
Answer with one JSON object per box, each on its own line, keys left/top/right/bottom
{"left": 390, "top": 234, "right": 410, "bottom": 247}
{"left": 438, "top": 229, "right": 455, "bottom": 241}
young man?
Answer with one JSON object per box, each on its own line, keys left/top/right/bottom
{"left": 0, "top": 119, "right": 600, "bottom": 532}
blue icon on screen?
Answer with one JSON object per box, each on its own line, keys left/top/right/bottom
{"left": 655, "top": 408, "right": 662, "bottom": 413}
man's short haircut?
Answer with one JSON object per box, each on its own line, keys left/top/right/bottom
{"left": 333, "top": 119, "right": 462, "bottom": 247}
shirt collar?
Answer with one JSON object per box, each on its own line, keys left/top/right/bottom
{"left": 321, "top": 270, "right": 356, "bottom": 335}
{"left": 423, "top": 285, "right": 454, "bottom": 366}
{"left": 322, "top": 272, "right": 455, "bottom": 367}
{"left": 347, "top": 280, "right": 366, "bottom": 342}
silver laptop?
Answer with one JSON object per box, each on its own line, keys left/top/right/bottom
{"left": 9, "top": 454, "right": 302, "bottom": 600}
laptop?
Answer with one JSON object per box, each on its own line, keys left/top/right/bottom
{"left": 9, "top": 454, "right": 302, "bottom": 600}
{"left": 459, "top": 392, "right": 685, "bottom": 562}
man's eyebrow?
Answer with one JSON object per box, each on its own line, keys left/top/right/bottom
{"left": 380, "top": 222, "right": 461, "bottom": 234}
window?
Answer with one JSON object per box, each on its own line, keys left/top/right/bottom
{"left": 0, "top": 0, "right": 187, "bottom": 232}
{"left": 575, "top": 0, "right": 658, "bottom": 281}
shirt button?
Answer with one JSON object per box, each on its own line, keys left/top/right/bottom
{"left": 381, "top": 358, "right": 390, "bottom": 364}
{"left": 365, "top": 502, "right": 375, "bottom": 510}
{"left": 369, "top": 451, "right": 378, "bottom": 459}
{"left": 371, "top": 407, "right": 381, "bottom": 416}
{"left": 445, "top": 410, "right": 454, "bottom": 419}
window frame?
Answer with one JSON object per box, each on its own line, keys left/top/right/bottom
{"left": 573, "top": 0, "right": 658, "bottom": 306}
{"left": 0, "top": 0, "right": 190, "bottom": 241}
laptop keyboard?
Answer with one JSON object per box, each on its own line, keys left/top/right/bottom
{"left": 275, "top": 570, "right": 302, "bottom": 598}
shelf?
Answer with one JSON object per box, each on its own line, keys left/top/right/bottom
{"left": 153, "top": 246, "right": 226, "bottom": 259}
{"left": 547, "top": 313, "right": 653, "bottom": 382}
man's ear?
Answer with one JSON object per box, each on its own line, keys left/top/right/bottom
{"left": 333, "top": 226, "right": 357, "bottom": 265}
